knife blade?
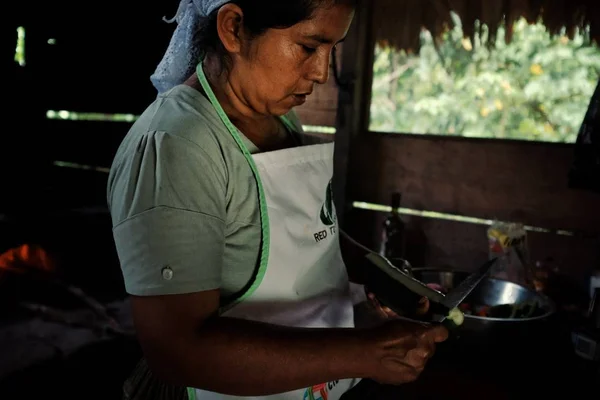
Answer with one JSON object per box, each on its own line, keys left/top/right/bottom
{"left": 365, "top": 252, "right": 446, "bottom": 304}
{"left": 432, "top": 257, "right": 499, "bottom": 322}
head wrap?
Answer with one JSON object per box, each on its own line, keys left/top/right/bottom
{"left": 150, "top": 0, "right": 231, "bottom": 94}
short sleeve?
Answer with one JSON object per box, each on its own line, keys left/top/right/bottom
{"left": 108, "top": 130, "right": 227, "bottom": 296}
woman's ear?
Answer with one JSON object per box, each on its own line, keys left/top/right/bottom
{"left": 215, "top": 4, "right": 245, "bottom": 54}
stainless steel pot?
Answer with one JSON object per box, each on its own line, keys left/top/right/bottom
{"left": 411, "top": 268, "right": 556, "bottom": 338}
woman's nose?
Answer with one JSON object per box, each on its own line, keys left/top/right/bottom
{"left": 307, "top": 52, "right": 330, "bottom": 85}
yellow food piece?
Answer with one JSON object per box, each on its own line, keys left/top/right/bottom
{"left": 447, "top": 307, "right": 465, "bottom": 326}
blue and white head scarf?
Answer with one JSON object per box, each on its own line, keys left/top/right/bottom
{"left": 150, "top": 0, "right": 231, "bottom": 94}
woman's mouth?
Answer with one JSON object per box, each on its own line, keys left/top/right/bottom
{"left": 292, "top": 94, "right": 308, "bottom": 105}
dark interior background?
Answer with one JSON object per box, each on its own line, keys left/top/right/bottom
{"left": 2, "top": 2, "right": 181, "bottom": 398}
{"left": 3, "top": 1, "right": 180, "bottom": 290}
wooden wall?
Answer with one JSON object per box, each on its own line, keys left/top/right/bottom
{"left": 348, "top": 134, "right": 600, "bottom": 235}
{"left": 342, "top": 133, "right": 600, "bottom": 285}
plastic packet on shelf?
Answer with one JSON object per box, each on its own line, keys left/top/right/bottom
{"left": 487, "top": 221, "right": 532, "bottom": 287}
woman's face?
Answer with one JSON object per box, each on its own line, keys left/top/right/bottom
{"left": 229, "top": 4, "right": 355, "bottom": 116}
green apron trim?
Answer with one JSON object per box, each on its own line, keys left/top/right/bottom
{"left": 279, "top": 114, "right": 297, "bottom": 134}
{"left": 187, "top": 387, "right": 197, "bottom": 400}
{"left": 195, "top": 62, "right": 271, "bottom": 314}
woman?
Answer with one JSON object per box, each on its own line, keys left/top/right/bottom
{"left": 108, "top": 1, "right": 448, "bottom": 399}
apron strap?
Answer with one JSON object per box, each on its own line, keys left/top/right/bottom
{"left": 195, "top": 62, "right": 271, "bottom": 313}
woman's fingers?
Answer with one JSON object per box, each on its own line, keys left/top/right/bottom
{"left": 416, "top": 297, "right": 430, "bottom": 315}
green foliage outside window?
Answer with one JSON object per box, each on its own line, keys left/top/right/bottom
{"left": 370, "top": 15, "right": 600, "bottom": 143}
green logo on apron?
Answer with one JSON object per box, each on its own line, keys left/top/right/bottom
{"left": 320, "top": 180, "right": 336, "bottom": 226}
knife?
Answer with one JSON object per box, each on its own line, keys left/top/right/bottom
{"left": 430, "top": 257, "right": 499, "bottom": 322}
{"left": 363, "top": 252, "right": 499, "bottom": 323}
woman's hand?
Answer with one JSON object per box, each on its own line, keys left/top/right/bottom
{"left": 367, "top": 292, "right": 431, "bottom": 319}
{"left": 361, "top": 320, "right": 448, "bottom": 385}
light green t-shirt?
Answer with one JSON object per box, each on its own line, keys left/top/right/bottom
{"left": 107, "top": 85, "right": 307, "bottom": 303}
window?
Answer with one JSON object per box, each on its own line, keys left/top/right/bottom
{"left": 369, "top": 15, "right": 600, "bottom": 143}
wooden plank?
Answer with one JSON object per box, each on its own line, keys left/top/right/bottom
{"left": 348, "top": 133, "right": 600, "bottom": 234}
{"left": 295, "top": 107, "right": 338, "bottom": 128}
{"left": 344, "top": 207, "right": 489, "bottom": 271}
{"left": 344, "top": 208, "right": 598, "bottom": 285}
{"left": 44, "top": 120, "right": 132, "bottom": 167}
{"left": 302, "top": 132, "right": 334, "bottom": 143}
{"left": 333, "top": 0, "right": 376, "bottom": 226}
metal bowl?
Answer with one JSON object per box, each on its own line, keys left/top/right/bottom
{"left": 411, "top": 268, "right": 556, "bottom": 337}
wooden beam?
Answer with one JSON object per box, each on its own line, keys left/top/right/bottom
{"left": 333, "top": 0, "right": 375, "bottom": 227}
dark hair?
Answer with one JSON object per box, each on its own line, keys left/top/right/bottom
{"left": 196, "top": 0, "right": 355, "bottom": 72}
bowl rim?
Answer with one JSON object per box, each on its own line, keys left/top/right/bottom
{"left": 411, "top": 267, "right": 557, "bottom": 322}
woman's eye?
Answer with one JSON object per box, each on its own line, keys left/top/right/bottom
{"left": 301, "top": 45, "right": 317, "bottom": 54}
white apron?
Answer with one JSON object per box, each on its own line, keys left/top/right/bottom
{"left": 189, "top": 64, "right": 361, "bottom": 400}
